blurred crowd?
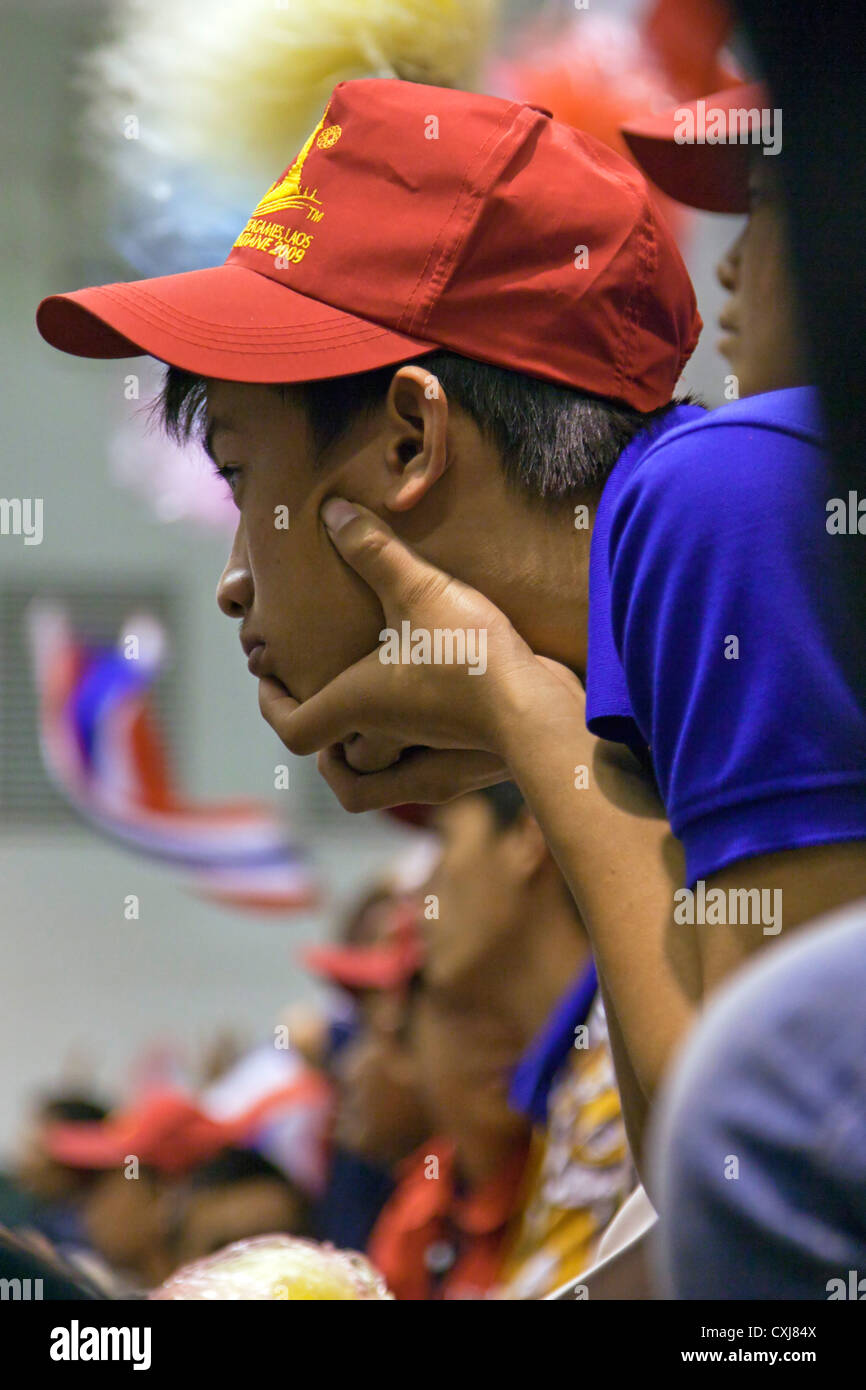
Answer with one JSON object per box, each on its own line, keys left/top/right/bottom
{"left": 0, "top": 785, "right": 634, "bottom": 1299}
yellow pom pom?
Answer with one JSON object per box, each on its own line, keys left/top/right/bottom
{"left": 86, "top": 0, "right": 496, "bottom": 183}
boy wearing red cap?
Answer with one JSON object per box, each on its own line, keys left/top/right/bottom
{"left": 36, "top": 78, "right": 866, "bottom": 1171}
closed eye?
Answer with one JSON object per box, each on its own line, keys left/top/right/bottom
{"left": 211, "top": 461, "right": 242, "bottom": 499}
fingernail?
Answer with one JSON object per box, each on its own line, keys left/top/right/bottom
{"left": 321, "top": 498, "right": 360, "bottom": 534}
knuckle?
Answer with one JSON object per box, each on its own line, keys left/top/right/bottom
{"left": 402, "top": 565, "right": 451, "bottom": 611}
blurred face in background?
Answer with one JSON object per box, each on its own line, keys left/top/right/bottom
{"left": 15, "top": 1101, "right": 105, "bottom": 1204}
{"left": 424, "top": 794, "right": 541, "bottom": 995}
{"left": 16, "top": 1124, "right": 83, "bottom": 1203}
{"left": 716, "top": 155, "right": 809, "bottom": 396}
{"left": 83, "top": 1167, "right": 175, "bottom": 1282}
{"left": 176, "top": 1176, "right": 306, "bottom": 1263}
{"left": 333, "top": 987, "right": 429, "bottom": 1168}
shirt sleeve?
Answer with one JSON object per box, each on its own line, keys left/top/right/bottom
{"left": 607, "top": 416, "right": 866, "bottom": 886}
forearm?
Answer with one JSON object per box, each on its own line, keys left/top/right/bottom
{"left": 595, "top": 965, "right": 651, "bottom": 1179}
{"left": 499, "top": 684, "right": 701, "bottom": 1099}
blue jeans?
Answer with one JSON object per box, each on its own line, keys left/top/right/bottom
{"left": 650, "top": 900, "right": 866, "bottom": 1299}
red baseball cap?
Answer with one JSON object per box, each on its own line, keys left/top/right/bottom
{"left": 43, "top": 1090, "right": 232, "bottom": 1177}
{"left": 621, "top": 81, "right": 769, "bottom": 215}
{"left": 37, "top": 79, "right": 700, "bottom": 412}
{"left": 301, "top": 901, "right": 425, "bottom": 993}
{"left": 44, "top": 1073, "right": 332, "bottom": 1180}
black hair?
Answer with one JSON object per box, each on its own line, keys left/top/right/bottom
{"left": 157, "top": 350, "right": 699, "bottom": 502}
{"left": 475, "top": 781, "right": 528, "bottom": 832}
{"left": 187, "top": 1146, "right": 291, "bottom": 1193}
{"left": 184, "top": 1146, "right": 311, "bottom": 1240}
{"left": 476, "top": 781, "right": 585, "bottom": 925}
{"left": 38, "top": 1095, "right": 109, "bottom": 1125}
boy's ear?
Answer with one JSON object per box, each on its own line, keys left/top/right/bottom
{"left": 382, "top": 364, "right": 449, "bottom": 513}
{"left": 500, "top": 811, "right": 551, "bottom": 884}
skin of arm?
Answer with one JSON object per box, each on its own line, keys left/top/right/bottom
{"left": 697, "top": 842, "right": 866, "bottom": 994}
{"left": 594, "top": 965, "right": 651, "bottom": 1178}
{"left": 495, "top": 670, "right": 701, "bottom": 1112}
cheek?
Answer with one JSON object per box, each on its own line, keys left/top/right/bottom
{"left": 445, "top": 833, "right": 500, "bottom": 895}
{"left": 249, "top": 509, "right": 386, "bottom": 698}
{"left": 739, "top": 219, "right": 787, "bottom": 327}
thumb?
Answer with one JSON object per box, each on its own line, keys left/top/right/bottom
{"left": 320, "top": 497, "right": 451, "bottom": 612}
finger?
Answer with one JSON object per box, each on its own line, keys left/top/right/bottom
{"left": 342, "top": 731, "right": 406, "bottom": 773}
{"left": 321, "top": 498, "right": 455, "bottom": 612}
{"left": 266, "top": 653, "right": 406, "bottom": 756}
{"left": 316, "top": 743, "right": 508, "bottom": 813}
{"left": 258, "top": 675, "right": 301, "bottom": 733}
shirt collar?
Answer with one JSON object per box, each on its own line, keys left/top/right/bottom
{"left": 393, "top": 1136, "right": 526, "bottom": 1236}
{"left": 508, "top": 961, "right": 598, "bottom": 1124}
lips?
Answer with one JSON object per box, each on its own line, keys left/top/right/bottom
{"left": 246, "top": 644, "right": 267, "bottom": 676}
{"left": 717, "top": 302, "right": 739, "bottom": 336}
{"left": 240, "top": 630, "right": 267, "bottom": 675}
{"left": 716, "top": 310, "right": 739, "bottom": 360}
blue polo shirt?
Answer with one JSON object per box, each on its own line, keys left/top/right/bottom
{"left": 586, "top": 387, "right": 866, "bottom": 886}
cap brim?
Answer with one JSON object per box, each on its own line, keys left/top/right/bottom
{"left": 44, "top": 1092, "right": 231, "bottom": 1174}
{"left": 44, "top": 1121, "right": 132, "bottom": 1170}
{"left": 301, "top": 941, "right": 423, "bottom": 992}
{"left": 36, "top": 263, "right": 438, "bottom": 382}
{"left": 621, "top": 82, "right": 767, "bottom": 214}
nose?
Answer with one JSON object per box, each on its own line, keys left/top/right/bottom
{"left": 216, "top": 525, "right": 253, "bottom": 619}
{"left": 716, "top": 226, "right": 744, "bottom": 292}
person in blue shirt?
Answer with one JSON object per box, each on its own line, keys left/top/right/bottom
{"left": 619, "top": 81, "right": 866, "bottom": 1300}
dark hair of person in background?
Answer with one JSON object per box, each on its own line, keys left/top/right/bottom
{"left": 732, "top": 1, "right": 866, "bottom": 683}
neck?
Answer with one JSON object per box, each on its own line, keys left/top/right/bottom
{"left": 431, "top": 883, "right": 590, "bottom": 1189}
{"left": 490, "top": 878, "right": 591, "bottom": 1044}
{"left": 426, "top": 434, "right": 596, "bottom": 678}
{"left": 471, "top": 494, "right": 594, "bottom": 679}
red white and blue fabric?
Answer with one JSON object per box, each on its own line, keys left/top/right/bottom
{"left": 28, "top": 603, "right": 318, "bottom": 912}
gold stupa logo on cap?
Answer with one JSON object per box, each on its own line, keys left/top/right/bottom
{"left": 232, "top": 107, "right": 341, "bottom": 266}
{"left": 249, "top": 110, "right": 340, "bottom": 222}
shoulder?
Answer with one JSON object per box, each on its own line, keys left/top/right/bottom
{"left": 631, "top": 387, "right": 822, "bottom": 496}
{"left": 612, "top": 388, "right": 826, "bottom": 540}
{"left": 650, "top": 386, "right": 822, "bottom": 455}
